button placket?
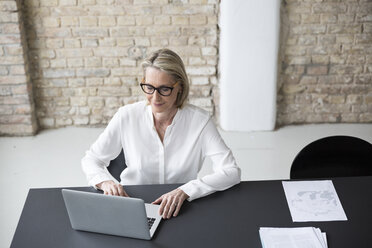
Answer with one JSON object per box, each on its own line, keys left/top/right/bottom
{"left": 159, "top": 145, "right": 165, "bottom": 184}
{"left": 148, "top": 106, "right": 165, "bottom": 184}
{"left": 151, "top": 126, "right": 165, "bottom": 184}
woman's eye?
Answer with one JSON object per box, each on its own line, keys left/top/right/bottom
{"left": 160, "top": 88, "right": 171, "bottom": 94}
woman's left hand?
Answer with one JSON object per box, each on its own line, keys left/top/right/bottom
{"left": 152, "top": 188, "right": 189, "bottom": 219}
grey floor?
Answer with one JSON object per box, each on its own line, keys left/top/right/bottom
{"left": 1, "top": 123, "right": 371, "bottom": 248}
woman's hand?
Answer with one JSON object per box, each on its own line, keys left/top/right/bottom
{"left": 152, "top": 188, "right": 189, "bottom": 219}
{"left": 96, "top": 180, "right": 129, "bottom": 197}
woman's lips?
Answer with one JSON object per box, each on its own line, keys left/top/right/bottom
{"left": 153, "top": 102, "right": 164, "bottom": 107}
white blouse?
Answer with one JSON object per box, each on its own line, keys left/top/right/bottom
{"left": 81, "top": 101, "right": 241, "bottom": 201}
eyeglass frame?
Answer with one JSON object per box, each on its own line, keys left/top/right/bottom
{"left": 140, "top": 78, "right": 180, "bottom": 97}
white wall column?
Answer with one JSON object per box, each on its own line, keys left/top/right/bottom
{"left": 219, "top": 0, "right": 280, "bottom": 131}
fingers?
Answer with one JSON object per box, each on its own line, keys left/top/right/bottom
{"left": 154, "top": 189, "right": 189, "bottom": 219}
{"left": 152, "top": 196, "right": 163, "bottom": 205}
{"left": 168, "top": 200, "right": 178, "bottom": 218}
{"left": 173, "top": 201, "right": 183, "bottom": 217}
{"left": 158, "top": 198, "right": 167, "bottom": 216}
{"left": 117, "top": 185, "right": 128, "bottom": 197}
{"left": 161, "top": 198, "right": 179, "bottom": 219}
{"left": 101, "top": 181, "right": 128, "bottom": 197}
{"left": 103, "top": 185, "right": 114, "bottom": 195}
{"left": 111, "top": 186, "right": 119, "bottom": 196}
{"left": 121, "top": 188, "right": 129, "bottom": 197}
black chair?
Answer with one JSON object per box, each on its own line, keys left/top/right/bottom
{"left": 290, "top": 135, "right": 372, "bottom": 179}
{"left": 107, "top": 149, "right": 127, "bottom": 182}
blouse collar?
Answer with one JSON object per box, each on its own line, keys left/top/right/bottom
{"left": 146, "top": 103, "right": 182, "bottom": 129}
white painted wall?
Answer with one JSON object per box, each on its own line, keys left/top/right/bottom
{"left": 219, "top": 0, "right": 280, "bottom": 131}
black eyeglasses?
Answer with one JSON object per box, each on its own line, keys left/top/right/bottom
{"left": 140, "top": 78, "right": 179, "bottom": 97}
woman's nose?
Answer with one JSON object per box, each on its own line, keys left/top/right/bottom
{"left": 154, "top": 90, "right": 162, "bottom": 100}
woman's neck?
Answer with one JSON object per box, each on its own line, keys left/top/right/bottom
{"left": 153, "top": 107, "right": 178, "bottom": 143}
{"left": 153, "top": 107, "right": 178, "bottom": 127}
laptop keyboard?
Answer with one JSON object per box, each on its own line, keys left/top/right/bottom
{"left": 147, "top": 217, "right": 156, "bottom": 229}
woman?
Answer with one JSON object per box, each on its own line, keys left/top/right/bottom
{"left": 82, "top": 49, "right": 241, "bottom": 219}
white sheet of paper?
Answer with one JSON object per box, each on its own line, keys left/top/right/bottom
{"left": 312, "top": 228, "right": 327, "bottom": 248}
{"left": 259, "top": 227, "right": 327, "bottom": 248}
{"left": 282, "top": 180, "right": 347, "bottom": 222}
{"left": 322, "top": 232, "right": 327, "bottom": 248}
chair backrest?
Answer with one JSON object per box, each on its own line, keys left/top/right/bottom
{"left": 107, "top": 149, "right": 126, "bottom": 182}
{"left": 290, "top": 135, "right": 372, "bottom": 179}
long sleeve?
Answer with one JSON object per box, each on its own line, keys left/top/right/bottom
{"left": 81, "top": 110, "right": 123, "bottom": 187}
{"left": 178, "top": 119, "right": 241, "bottom": 201}
{"left": 81, "top": 102, "right": 241, "bottom": 199}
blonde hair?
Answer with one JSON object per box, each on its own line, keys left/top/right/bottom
{"left": 141, "top": 49, "right": 189, "bottom": 108}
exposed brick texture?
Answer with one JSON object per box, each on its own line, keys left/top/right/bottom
{"left": 21, "top": 0, "right": 218, "bottom": 130}
{"left": 0, "top": 0, "right": 371, "bottom": 135}
{"left": 277, "top": 0, "right": 372, "bottom": 125}
{"left": 0, "top": 0, "right": 37, "bottom": 136}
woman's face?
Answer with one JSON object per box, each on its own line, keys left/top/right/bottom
{"left": 144, "top": 67, "right": 181, "bottom": 115}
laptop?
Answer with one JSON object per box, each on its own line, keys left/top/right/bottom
{"left": 61, "top": 189, "right": 162, "bottom": 240}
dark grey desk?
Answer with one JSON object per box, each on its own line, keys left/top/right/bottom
{"left": 11, "top": 177, "right": 372, "bottom": 248}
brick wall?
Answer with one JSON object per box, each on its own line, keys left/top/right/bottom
{"left": 277, "top": 0, "right": 372, "bottom": 125}
{"left": 22, "top": 0, "right": 218, "bottom": 129}
{"left": 0, "top": 0, "right": 37, "bottom": 135}
{"left": 0, "top": 0, "right": 371, "bottom": 136}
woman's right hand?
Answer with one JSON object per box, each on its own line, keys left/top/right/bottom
{"left": 96, "top": 180, "right": 129, "bottom": 197}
